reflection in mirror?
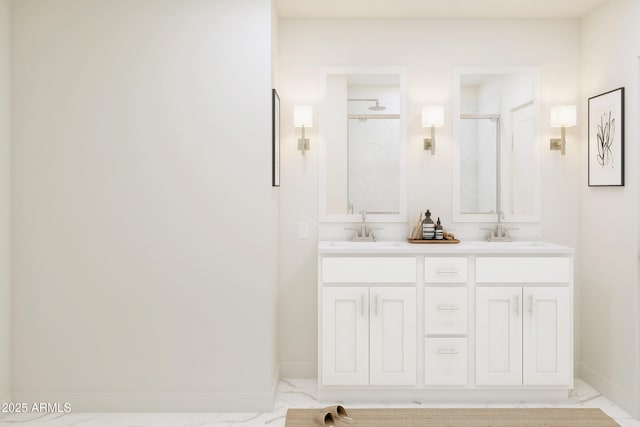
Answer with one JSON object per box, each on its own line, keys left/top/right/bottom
{"left": 459, "top": 113, "right": 498, "bottom": 214}
{"left": 320, "top": 68, "right": 406, "bottom": 223}
{"left": 346, "top": 78, "right": 400, "bottom": 214}
{"left": 454, "top": 67, "right": 540, "bottom": 222}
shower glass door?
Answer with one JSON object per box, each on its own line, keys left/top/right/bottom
{"left": 347, "top": 118, "right": 400, "bottom": 214}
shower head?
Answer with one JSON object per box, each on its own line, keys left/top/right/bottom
{"left": 368, "top": 100, "right": 386, "bottom": 111}
{"left": 347, "top": 98, "right": 387, "bottom": 111}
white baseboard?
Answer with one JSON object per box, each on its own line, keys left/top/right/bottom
{"left": 11, "top": 366, "right": 280, "bottom": 413}
{"left": 270, "top": 363, "right": 280, "bottom": 405}
{"left": 279, "top": 361, "right": 317, "bottom": 379}
{"left": 318, "top": 387, "right": 570, "bottom": 403}
{"left": 579, "top": 362, "right": 639, "bottom": 418}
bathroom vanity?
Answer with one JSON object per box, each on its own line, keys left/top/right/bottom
{"left": 317, "top": 241, "right": 574, "bottom": 401}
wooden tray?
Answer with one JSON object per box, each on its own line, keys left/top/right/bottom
{"left": 407, "top": 238, "right": 460, "bottom": 244}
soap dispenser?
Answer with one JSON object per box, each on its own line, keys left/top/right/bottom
{"left": 422, "top": 210, "right": 435, "bottom": 240}
{"left": 435, "top": 217, "right": 444, "bottom": 240}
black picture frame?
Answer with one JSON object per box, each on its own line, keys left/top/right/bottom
{"left": 272, "top": 89, "right": 280, "bottom": 187}
{"left": 588, "top": 87, "right": 624, "bottom": 187}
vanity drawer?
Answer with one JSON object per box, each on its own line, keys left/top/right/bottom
{"left": 425, "top": 287, "right": 467, "bottom": 335}
{"left": 424, "top": 257, "right": 468, "bottom": 283}
{"left": 322, "top": 257, "right": 416, "bottom": 283}
{"left": 425, "top": 338, "right": 468, "bottom": 386}
{"left": 476, "top": 257, "right": 571, "bottom": 283}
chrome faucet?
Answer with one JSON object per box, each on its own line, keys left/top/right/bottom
{"left": 482, "top": 211, "right": 518, "bottom": 242}
{"left": 346, "top": 211, "right": 380, "bottom": 242}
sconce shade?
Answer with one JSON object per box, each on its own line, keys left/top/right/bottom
{"left": 422, "top": 105, "right": 445, "bottom": 128}
{"left": 550, "top": 105, "right": 576, "bottom": 128}
{"left": 294, "top": 105, "right": 313, "bottom": 128}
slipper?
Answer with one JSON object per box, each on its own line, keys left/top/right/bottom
{"left": 315, "top": 410, "right": 336, "bottom": 426}
{"left": 332, "top": 405, "right": 354, "bottom": 424}
{"left": 318, "top": 405, "right": 354, "bottom": 424}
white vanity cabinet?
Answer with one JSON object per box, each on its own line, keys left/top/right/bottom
{"left": 475, "top": 257, "right": 572, "bottom": 387}
{"left": 476, "top": 287, "right": 570, "bottom": 386}
{"left": 320, "top": 257, "right": 417, "bottom": 386}
{"left": 423, "top": 256, "right": 469, "bottom": 386}
{"left": 318, "top": 243, "right": 574, "bottom": 402}
{"left": 321, "top": 286, "right": 417, "bottom": 386}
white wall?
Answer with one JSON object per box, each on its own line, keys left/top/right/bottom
{"left": 0, "top": 0, "right": 10, "bottom": 408}
{"left": 278, "top": 18, "right": 582, "bottom": 377}
{"left": 579, "top": 0, "right": 640, "bottom": 417}
{"left": 11, "top": 0, "right": 278, "bottom": 411}
{"left": 271, "top": 0, "right": 280, "bottom": 400}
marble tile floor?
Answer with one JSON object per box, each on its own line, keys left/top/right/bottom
{"left": 0, "top": 379, "right": 638, "bottom": 427}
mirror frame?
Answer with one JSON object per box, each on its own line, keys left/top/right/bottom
{"left": 452, "top": 66, "right": 542, "bottom": 223}
{"left": 318, "top": 66, "right": 408, "bottom": 223}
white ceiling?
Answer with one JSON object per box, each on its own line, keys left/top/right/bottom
{"left": 275, "top": 0, "right": 609, "bottom": 19}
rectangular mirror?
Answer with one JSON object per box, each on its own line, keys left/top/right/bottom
{"left": 453, "top": 66, "right": 541, "bottom": 223}
{"left": 319, "top": 67, "right": 407, "bottom": 223}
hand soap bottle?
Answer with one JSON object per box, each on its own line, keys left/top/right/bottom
{"left": 435, "top": 217, "right": 444, "bottom": 240}
{"left": 422, "top": 210, "right": 435, "bottom": 240}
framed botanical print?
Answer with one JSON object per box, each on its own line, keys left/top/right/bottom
{"left": 588, "top": 87, "right": 624, "bottom": 187}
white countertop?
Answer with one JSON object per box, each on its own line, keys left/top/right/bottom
{"left": 318, "top": 240, "right": 574, "bottom": 255}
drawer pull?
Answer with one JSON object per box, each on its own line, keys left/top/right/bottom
{"left": 436, "top": 270, "right": 459, "bottom": 274}
{"left": 514, "top": 294, "right": 520, "bottom": 316}
{"left": 436, "top": 305, "right": 459, "bottom": 311}
{"left": 361, "top": 294, "right": 365, "bottom": 317}
{"left": 436, "top": 349, "right": 459, "bottom": 355}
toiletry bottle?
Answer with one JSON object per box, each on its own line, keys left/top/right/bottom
{"left": 422, "top": 210, "right": 435, "bottom": 240}
{"left": 435, "top": 217, "right": 444, "bottom": 240}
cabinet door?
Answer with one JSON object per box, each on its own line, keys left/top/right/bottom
{"left": 476, "top": 287, "right": 522, "bottom": 385}
{"left": 523, "top": 287, "right": 571, "bottom": 386}
{"left": 321, "top": 288, "right": 369, "bottom": 385}
{"left": 370, "top": 287, "right": 416, "bottom": 385}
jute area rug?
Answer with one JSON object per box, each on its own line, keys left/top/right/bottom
{"left": 285, "top": 407, "right": 619, "bottom": 426}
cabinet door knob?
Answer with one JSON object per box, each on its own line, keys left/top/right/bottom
{"left": 375, "top": 294, "right": 379, "bottom": 317}
{"left": 514, "top": 294, "right": 520, "bottom": 316}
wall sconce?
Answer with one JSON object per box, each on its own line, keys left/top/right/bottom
{"left": 294, "top": 105, "right": 313, "bottom": 154}
{"left": 550, "top": 105, "right": 576, "bottom": 155}
{"left": 422, "top": 105, "right": 445, "bottom": 155}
